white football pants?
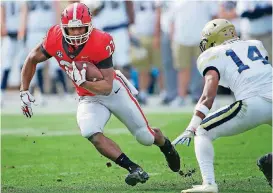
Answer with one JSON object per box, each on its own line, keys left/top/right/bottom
{"left": 196, "top": 96, "right": 272, "bottom": 140}
{"left": 77, "top": 76, "right": 155, "bottom": 146}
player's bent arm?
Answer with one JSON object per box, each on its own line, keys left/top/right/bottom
{"left": 195, "top": 70, "right": 219, "bottom": 119}
{"left": 81, "top": 67, "right": 114, "bottom": 96}
{"left": 20, "top": 43, "right": 49, "bottom": 91}
{"left": 184, "top": 69, "right": 219, "bottom": 131}
{"left": 173, "top": 69, "right": 219, "bottom": 146}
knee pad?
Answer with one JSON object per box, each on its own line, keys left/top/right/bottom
{"left": 134, "top": 127, "right": 155, "bottom": 146}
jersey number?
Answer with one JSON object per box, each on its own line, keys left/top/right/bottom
{"left": 106, "top": 40, "right": 115, "bottom": 56}
{"left": 226, "top": 46, "right": 269, "bottom": 73}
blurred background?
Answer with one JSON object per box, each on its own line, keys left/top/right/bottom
{"left": 1, "top": 0, "right": 272, "bottom": 111}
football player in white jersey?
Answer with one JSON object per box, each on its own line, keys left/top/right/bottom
{"left": 172, "top": 19, "right": 272, "bottom": 193}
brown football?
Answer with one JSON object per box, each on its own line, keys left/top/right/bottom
{"left": 74, "top": 61, "right": 103, "bottom": 82}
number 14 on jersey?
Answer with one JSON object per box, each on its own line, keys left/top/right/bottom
{"left": 226, "top": 46, "right": 269, "bottom": 74}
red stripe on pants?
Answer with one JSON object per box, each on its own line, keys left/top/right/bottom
{"left": 115, "top": 77, "right": 155, "bottom": 136}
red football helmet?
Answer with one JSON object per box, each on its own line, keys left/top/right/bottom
{"left": 61, "top": 3, "right": 93, "bottom": 46}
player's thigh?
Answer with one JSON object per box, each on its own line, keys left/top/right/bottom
{"left": 111, "top": 29, "right": 131, "bottom": 67}
{"left": 1, "top": 36, "right": 17, "bottom": 70}
{"left": 103, "top": 78, "right": 155, "bottom": 145}
{"left": 173, "top": 43, "right": 192, "bottom": 70}
{"left": 107, "top": 79, "right": 149, "bottom": 133}
{"left": 197, "top": 98, "right": 272, "bottom": 140}
{"left": 77, "top": 97, "right": 111, "bottom": 138}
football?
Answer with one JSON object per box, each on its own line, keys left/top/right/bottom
{"left": 74, "top": 61, "right": 103, "bottom": 82}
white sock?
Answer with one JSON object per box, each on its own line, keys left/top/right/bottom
{"left": 194, "top": 135, "right": 216, "bottom": 185}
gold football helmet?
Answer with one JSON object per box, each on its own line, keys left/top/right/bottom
{"left": 200, "top": 19, "right": 238, "bottom": 52}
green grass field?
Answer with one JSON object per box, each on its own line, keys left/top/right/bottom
{"left": 1, "top": 113, "right": 272, "bottom": 193}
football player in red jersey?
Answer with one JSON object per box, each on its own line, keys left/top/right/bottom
{"left": 20, "top": 2, "right": 180, "bottom": 186}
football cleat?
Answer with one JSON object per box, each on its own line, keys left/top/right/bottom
{"left": 125, "top": 167, "right": 149, "bottom": 186}
{"left": 257, "top": 153, "right": 272, "bottom": 187}
{"left": 181, "top": 184, "right": 218, "bottom": 193}
{"left": 162, "top": 138, "right": 181, "bottom": 172}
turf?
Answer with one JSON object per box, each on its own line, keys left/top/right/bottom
{"left": 1, "top": 113, "right": 272, "bottom": 193}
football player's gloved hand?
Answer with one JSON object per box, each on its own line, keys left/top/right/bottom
{"left": 171, "top": 126, "right": 196, "bottom": 146}
{"left": 65, "top": 61, "right": 87, "bottom": 86}
{"left": 20, "top": 90, "right": 36, "bottom": 118}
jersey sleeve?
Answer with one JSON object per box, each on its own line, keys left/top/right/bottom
{"left": 96, "top": 33, "right": 115, "bottom": 62}
{"left": 197, "top": 49, "right": 225, "bottom": 80}
{"left": 41, "top": 25, "right": 58, "bottom": 58}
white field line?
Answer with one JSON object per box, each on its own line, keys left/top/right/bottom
{"left": 1, "top": 115, "right": 182, "bottom": 137}
{"left": 2, "top": 113, "right": 182, "bottom": 138}
{"left": 1, "top": 128, "right": 129, "bottom": 136}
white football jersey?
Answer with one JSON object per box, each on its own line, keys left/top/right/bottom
{"left": 2, "top": 1, "right": 22, "bottom": 32}
{"left": 27, "top": 1, "right": 55, "bottom": 32}
{"left": 94, "top": 1, "right": 128, "bottom": 30}
{"left": 197, "top": 39, "right": 272, "bottom": 100}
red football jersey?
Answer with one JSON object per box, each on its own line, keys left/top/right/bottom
{"left": 42, "top": 25, "right": 115, "bottom": 96}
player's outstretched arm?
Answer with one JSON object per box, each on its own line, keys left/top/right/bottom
{"left": 20, "top": 42, "right": 49, "bottom": 91}
{"left": 81, "top": 67, "right": 114, "bottom": 96}
{"left": 172, "top": 70, "right": 219, "bottom": 146}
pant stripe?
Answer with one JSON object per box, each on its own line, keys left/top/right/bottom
{"left": 115, "top": 77, "right": 155, "bottom": 136}
{"left": 201, "top": 100, "right": 243, "bottom": 131}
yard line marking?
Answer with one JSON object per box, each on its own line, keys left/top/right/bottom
{"left": 1, "top": 128, "right": 130, "bottom": 136}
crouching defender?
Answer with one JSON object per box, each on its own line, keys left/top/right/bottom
{"left": 173, "top": 19, "right": 272, "bottom": 193}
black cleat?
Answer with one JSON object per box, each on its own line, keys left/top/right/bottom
{"left": 161, "top": 138, "right": 181, "bottom": 172}
{"left": 125, "top": 167, "right": 149, "bottom": 186}
{"left": 257, "top": 153, "right": 272, "bottom": 187}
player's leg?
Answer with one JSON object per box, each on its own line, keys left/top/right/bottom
{"left": 77, "top": 97, "right": 146, "bottom": 186}
{"left": 105, "top": 77, "right": 180, "bottom": 172}
{"left": 182, "top": 97, "right": 272, "bottom": 192}
{"left": 257, "top": 153, "right": 272, "bottom": 187}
